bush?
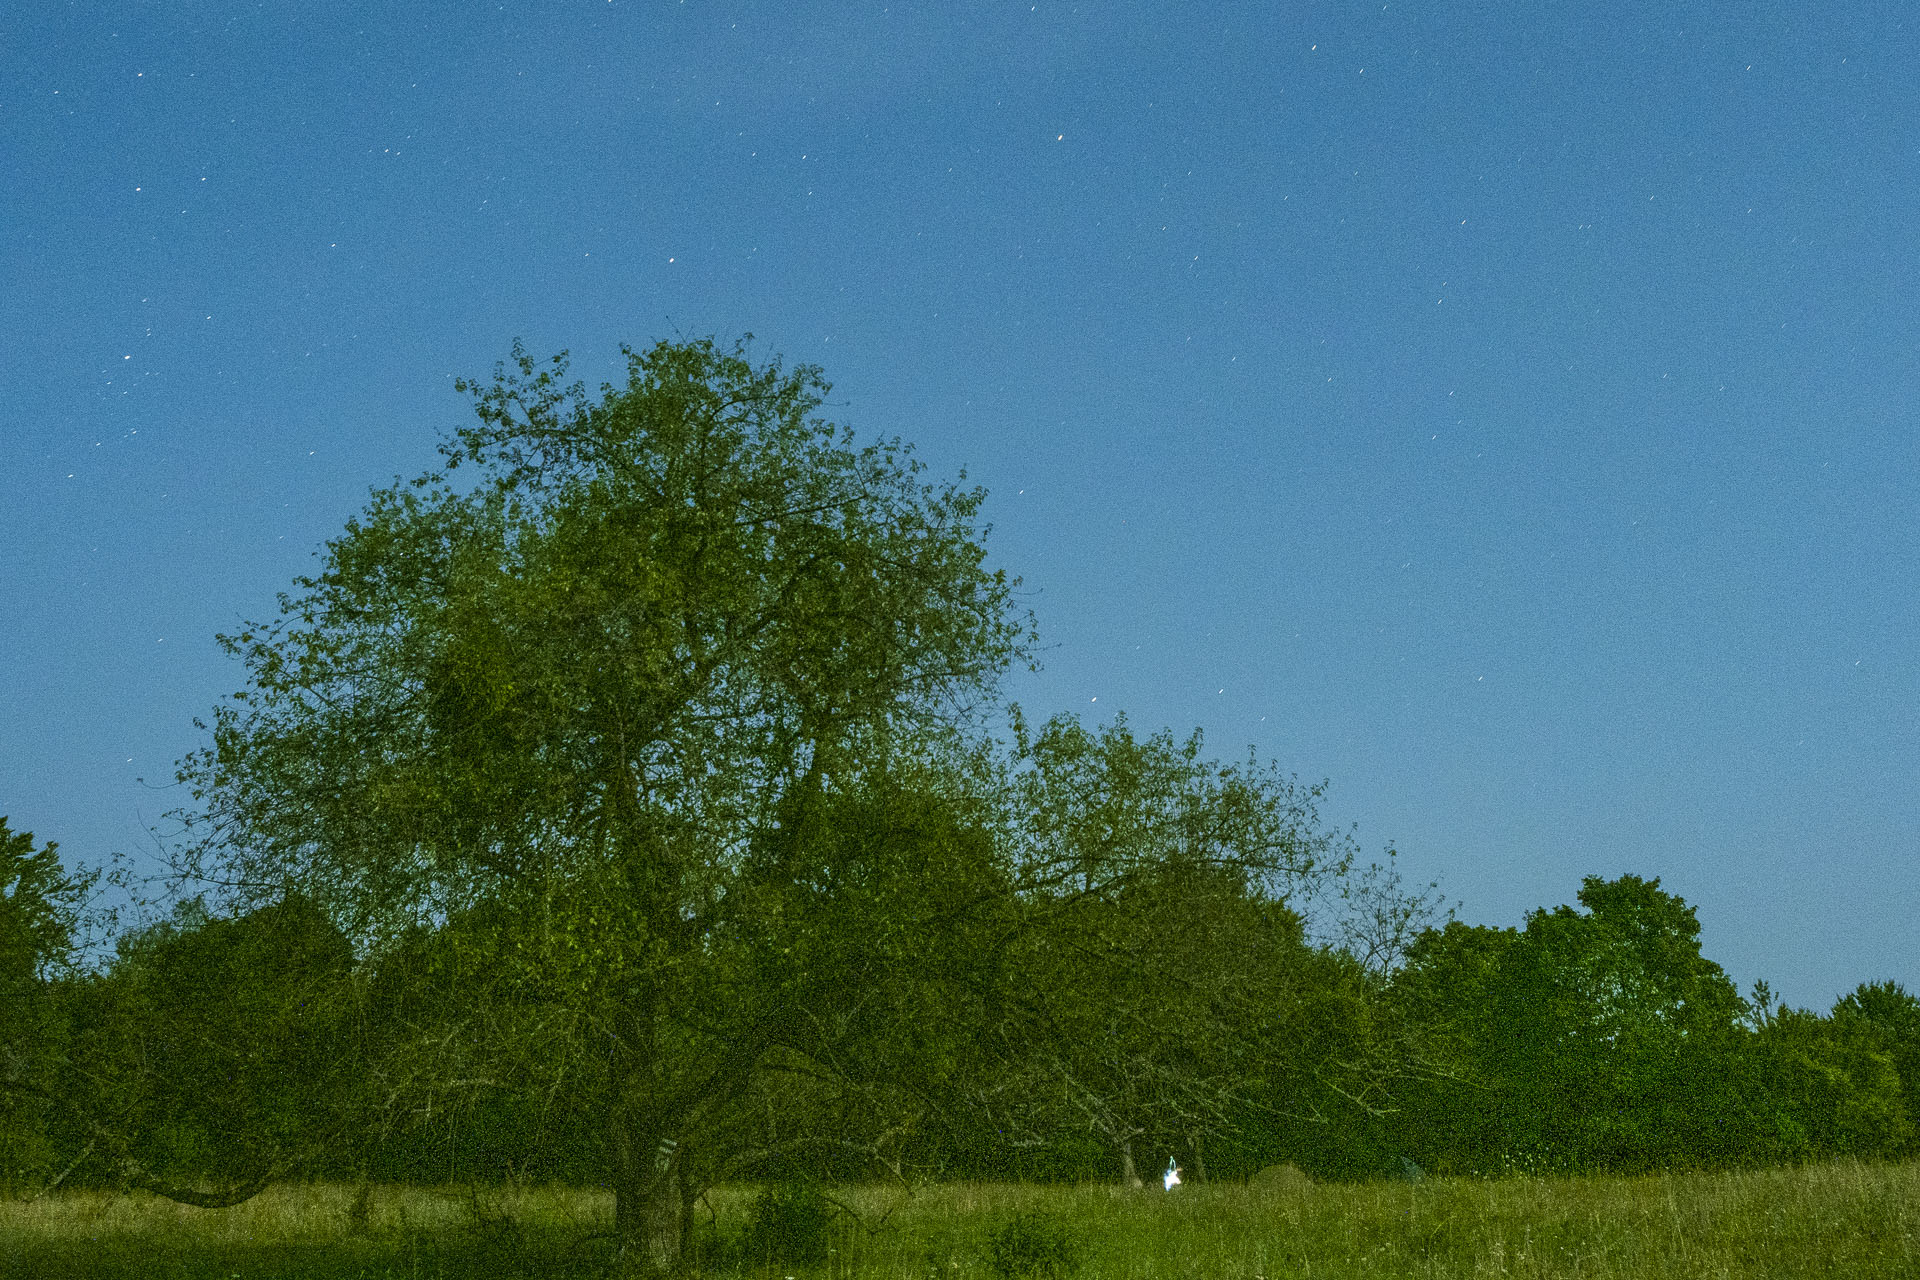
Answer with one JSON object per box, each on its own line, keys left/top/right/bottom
{"left": 985, "top": 1211, "right": 1081, "bottom": 1280}
{"left": 741, "top": 1179, "right": 834, "bottom": 1265}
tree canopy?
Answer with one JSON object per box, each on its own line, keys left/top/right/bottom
{"left": 170, "top": 337, "right": 1034, "bottom": 1270}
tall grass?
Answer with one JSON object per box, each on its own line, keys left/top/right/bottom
{"left": 0, "top": 1161, "right": 1912, "bottom": 1278}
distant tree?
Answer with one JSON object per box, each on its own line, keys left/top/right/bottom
{"left": 167, "top": 338, "right": 1031, "bottom": 1272}
{"left": 1831, "top": 980, "right": 1920, "bottom": 1156}
{"left": 0, "top": 817, "right": 96, "bottom": 1193}
{"left": 1385, "top": 921, "right": 1521, "bottom": 1175}
{"left": 1493, "top": 875, "right": 1748, "bottom": 1171}
{"left": 1390, "top": 876, "right": 1751, "bottom": 1175}
{"left": 1239, "top": 935, "right": 1400, "bottom": 1180}
{"left": 988, "top": 713, "right": 1357, "bottom": 1186}
{"left": 57, "top": 896, "right": 358, "bottom": 1204}
{"left": 696, "top": 756, "right": 1019, "bottom": 1186}
{"left": 1740, "top": 1004, "right": 1910, "bottom": 1161}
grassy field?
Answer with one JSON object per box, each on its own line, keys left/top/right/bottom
{"left": 0, "top": 1161, "right": 1913, "bottom": 1279}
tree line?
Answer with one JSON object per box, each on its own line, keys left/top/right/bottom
{"left": 2, "top": 338, "right": 1914, "bottom": 1273}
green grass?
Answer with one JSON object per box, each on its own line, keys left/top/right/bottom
{"left": 1, "top": 1162, "right": 1914, "bottom": 1278}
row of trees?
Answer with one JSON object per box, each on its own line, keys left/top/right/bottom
{"left": 3, "top": 338, "right": 1915, "bottom": 1274}
{"left": 1387, "top": 876, "right": 1918, "bottom": 1176}
{"left": 8, "top": 810, "right": 1914, "bottom": 1203}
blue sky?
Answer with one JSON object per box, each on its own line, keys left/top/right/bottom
{"left": 4, "top": 1, "right": 1914, "bottom": 1007}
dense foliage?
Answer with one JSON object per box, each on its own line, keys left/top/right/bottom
{"left": 0, "top": 817, "right": 96, "bottom": 1194}
{"left": 22, "top": 858, "right": 1907, "bottom": 1199}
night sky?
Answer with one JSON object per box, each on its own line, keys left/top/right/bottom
{"left": 5, "top": 2, "right": 1915, "bottom": 1008}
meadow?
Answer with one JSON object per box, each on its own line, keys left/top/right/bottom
{"left": 0, "top": 1161, "right": 1913, "bottom": 1279}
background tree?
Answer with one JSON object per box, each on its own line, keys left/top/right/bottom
{"left": 1383, "top": 921, "right": 1520, "bottom": 1175}
{"left": 1739, "top": 1003, "right": 1911, "bottom": 1162}
{"left": 0, "top": 818, "right": 96, "bottom": 1193}
{"left": 1389, "top": 877, "right": 1752, "bottom": 1175}
{"left": 989, "top": 713, "right": 1360, "bottom": 1185}
{"left": 1490, "top": 876, "right": 1750, "bottom": 1171}
{"left": 1832, "top": 981, "right": 1920, "bottom": 1157}
{"left": 169, "top": 337, "right": 1030, "bottom": 1271}
{"left": 56, "top": 896, "right": 358, "bottom": 1204}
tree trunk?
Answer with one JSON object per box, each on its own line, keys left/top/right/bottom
{"left": 611, "top": 1117, "right": 684, "bottom": 1274}
{"left": 1119, "top": 1137, "right": 1144, "bottom": 1189}
{"left": 678, "top": 1145, "right": 699, "bottom": 1262}
{"left": 609, "top": 991, "right": 683, "bottom": 1275}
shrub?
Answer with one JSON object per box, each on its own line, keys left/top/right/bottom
{"left": 742, "top": 1179, "right": 834, "bottom": 1265}
{"left": 985, "top": 1211, "right": 1080, "bottom": 1280}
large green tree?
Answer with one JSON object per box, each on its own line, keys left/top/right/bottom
{"left": 170, "top": 338, "right": 1031, "bottom": 1270}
